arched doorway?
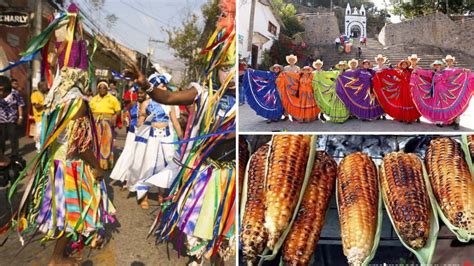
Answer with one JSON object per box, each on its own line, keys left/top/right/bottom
{"left": 350, "top": 25, "right": 361, "bottom": 38}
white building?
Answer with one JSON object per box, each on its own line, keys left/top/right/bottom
{"left": 345, "top": 3, "right": 367, "bottom": 38}
{"left": 238, "top": 0, "right": 282, "bottom": 67}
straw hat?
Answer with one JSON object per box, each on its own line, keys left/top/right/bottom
{"left": 302, "top": 66, "right": 313, "bottom": 72}
{"left": 335, "top": 61, "right": 347, "bottom": 70}
{"left": 431, "top": 60, "right": 444, "bottom": 68}
{"left": 348, "top": 59, "right": 359, "bottom": 67}
{"left": 397, "top": 59, "right": 411, "bottom": 69}
{"left": 312, "top": 59, "right": 323, "bottom": 68}
{"left": 286, "top": 54, "right": 298, "bottom": 64}
{"left": 269, "top": 64, "right": 283, "bottom": 72}
{"left": 442, "top": 55, "right": 455, "bottom": 63}
{"left": 374, "top": 54, "right": 387, "bottom": 63}
{"left": 408, "top": 54, "right": 421, "bottom": 62}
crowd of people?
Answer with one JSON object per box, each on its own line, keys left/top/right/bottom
{"left": 242, "top": 53, "right": 473, "bottom": 129}
{"left": 0, "top": 1, "right": 236, "bottom": 265}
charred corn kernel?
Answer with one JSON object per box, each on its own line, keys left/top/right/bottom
{"left": 283, "top": 151, "right": 337, "bottom": 266}
{"left": 338, "top": 152, "right": 378, "bottom": 266}
{"left": 239, "top": 136, "right": 250, "bottom": 205}
{"left": 240, "top": 144, "right": 269, "bottom": 264}
{"left": 380, "top": 152, "right": 431, "bottom": 249}
{"left": 467, "top": 135, "right": 474, "bottom": 161}
{"left": 264, "top": 135, "right": 311, "bottom": 250}
{"left": 425, "top": 138, "right": 474, "bottom": 233}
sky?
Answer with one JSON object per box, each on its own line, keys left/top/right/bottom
{"left": 70, "top": 0, "right": 208, "bottom": 73}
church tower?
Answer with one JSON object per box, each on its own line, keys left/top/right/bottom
{"left": 345, "top": 3, "right": 367, "bottom": 38}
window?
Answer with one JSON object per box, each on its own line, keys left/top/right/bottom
{"left": 268, "top": 21, "right": 277, "bottom": 36}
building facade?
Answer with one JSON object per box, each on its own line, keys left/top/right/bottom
{"left": 345, "top": 3, "right": 367, "bottom": 38}
{"left": 238, "top": 0, "right": 281, "bottom": 67}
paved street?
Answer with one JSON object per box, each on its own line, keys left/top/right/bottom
{"left": 239, "top": 101, "right": 474, "bottom": 133}
{"left": 0, "top": 128, "right": 235, "bottom": 265}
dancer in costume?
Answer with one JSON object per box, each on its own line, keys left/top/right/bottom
{"left": 89, "top": 80, "right": 121, "bottom": 169}
{"left": 408, "top": 54, "right": 420, "bottom": 70}
{"left": 276, "top": 65, "right": 320, "bottom": 122}
{"left": 336, "top": 59, "right": 384, "bottom": 120}
{"left": 373, "top": 54, "right": 388, "bottom": 72}
{"left": 242, "top": 63, "right": 284, "bottom": 123}
{"left": 411, "top": 59, "right": 473, "bottom": 129}
{"left": 373, "top": 59, "right": 421, "bottom": 123}
{"left": 335, "top": 61, "right": 347, "bottom": 72}
{"left": 131, "top": 75, "right": 184, "bottom": 209}
{"left": 283, "top": 54, "right": 300, "bottom": 73}
{"left": 312, "top": 59, "right": 350, "bottom": 123}
{"left": 442, "top": 55, "right": 462, "bottom": 128}
{"left": 1, "top": 5, "right": 115, "bottom": 264}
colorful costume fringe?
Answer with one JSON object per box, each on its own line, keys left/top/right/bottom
{"left": 276, "top": 72, "right": 320, "bottom": 122}
{"left": 373, "top": 68, "right": 421, "bottom": 122}
{"left": 336, "top": 69, "right": 384, "bottom": 120}
{"left": 312, "top": 70, "right": 350, "bottom": 123}
{"left": 151, "top": 0, "right": 236, "bottom": 260}
{"left": 243, "top": 69, "right": 283, "bottom": 121}
{"left": 410, "top": 68, "right": 473, "bottom": 124}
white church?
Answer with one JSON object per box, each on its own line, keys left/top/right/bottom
{"left": 345, "top": 3, "right": 367, "bottom": 38}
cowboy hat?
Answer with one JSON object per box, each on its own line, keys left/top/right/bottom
{"left": 335, "top": 61, "right": 347, "bottom": 70}
{"left": 397, "top": 59, "right": 411, "bottom": 69}
{"left": 302, "top": 66, "right": 313, "bottom": 72}
{"left": 408, "top": 54, "right": 421, "bottom": 62}
{"left": 442, "top": 55, "right": 455, "bottom": 63}
{"left": 374, "top": 54, "right": 387, "bottom": 63}
{"left": 431, "top": 60, "right": 444, "bottom": 68}
{"left": 362, "top": 59, "right": 371, "bottom": 64}
{"left": 286, "top": 54, "right": 298, "bottom": 64}
{"left": 348, "top": 59, "right": 359, "bottom": 67}
{"left": 312, "top": 59, "right": 323, "bottom": 68}
{"left": 269, "top": 64, "right": 283, "bottom": 72}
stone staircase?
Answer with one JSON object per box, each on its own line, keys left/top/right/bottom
{"left": 308, "top": 37, "right": 474, "bottom": 70}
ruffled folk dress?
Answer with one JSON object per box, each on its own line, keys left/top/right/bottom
{"left": 336, "top": 68, "right": 384, "bottom": 120}
{"left": 312, "top": 70, "right": 350, "bottom": 123}
{"left": 276, "top": 72, "right": 320, "bottom": 122}
{"left": 242, "top": 69, "right": 283, "bottom": 121}
{"left": 373, "top": 68, "right": 421, "bottom": 122}
{"left": 410, "top": 68, "right": 473, "bottom": 125}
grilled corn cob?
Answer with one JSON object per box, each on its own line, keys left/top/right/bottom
{"left": 467, "top": 135, "right": 474, "bottom": 161}
{"left": 239, "top": 136, "right": 250, "bottom": 205}
{"left": 380, "top": 152, "right": 431, "bottom": 249}
{"left": 264, "top": 135, "right": 311, "bottom": 250}
{"left": 240, "top": 144, "right": 269, "bottom": 264}
{"left": 283, "top": 151, "right": 337, "bottom": 266}
{"left": 425, "top": 138, "right": 474, "bottom": 233}
{"left": 338, "top": 152, "right": 378, "bottom": 266}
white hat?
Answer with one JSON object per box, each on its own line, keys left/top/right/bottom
{"left": 269, "top": 64, "right": 283, "bottom": 72}
{"left": 408, "top": 54, "right": 421, "bottom": 62}
{"left": 302, "top": 65, "right": 313, "bottom": 72}
{"left": 312, "top": 59, "right": 323, "bottom": 68}
{"left": 286, "top": 54, "right": 298, "bottom": 64}
{"left": 374, "top": 54, "right": 387, "bottom": 63}
{"left": 348, "top": 59, "right": 358, "bottom": 67}
{"left": 335, "top": 61, "right": 347, "bottom": 70}
{"left": 442, "top": 55, "right": 455, "bottom": 63}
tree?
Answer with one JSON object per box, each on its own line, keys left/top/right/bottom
{"left": 392, "top": 0, "right": 470, "bottom": 19}
{"left": 271, "top": 0, "right": 305, "bottom": 37}
{"left": 165, "top": 0, "right": 220, "bottom": 86}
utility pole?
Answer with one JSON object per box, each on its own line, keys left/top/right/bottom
{"left": 446, "top": 0, "right": 449, "bottom": 16}
{"left": 330, "top": 0, "right": 333, "bottom": 12}
{"left": 247, "top": 0, "right": 257, "bottom": 64}
{"left": 32, "top": 0, "right": 42, "bottom": 91}
{"left": 147, "top": 38, "right": 165, "bottom": 73}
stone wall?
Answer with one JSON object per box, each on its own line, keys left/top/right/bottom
{"left": 298, "top": 13, "right": 341, "bottom": 46}
{"left": 378, "top": 13, "right": 474, "bottom": 56}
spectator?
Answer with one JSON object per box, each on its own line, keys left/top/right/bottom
{"left": 109, "top": 79, "right": 119, "bottom": 97}
{"left": 335, "top": 37, "right": 340, "bottom": 50}
{"left": 30, "top": 81, "right": 49, "bottom": 151}
{"left": 357, "top": 47, "right": 362, "bottom": 59}
{"left": 0, "top": 76, "right": 25, "bottom": 158}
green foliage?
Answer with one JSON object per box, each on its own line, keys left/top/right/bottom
{"left": 165, "top": 0, "right": 219, "bottom": 86}
{"left": 259, "top": 50, "right": 273, "bottom": 71}
{"left": 271, "top": 0, "right": 305, "bottom": 37}
{"left": 392, "top": 0, "right": 470, "bottom": 18}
